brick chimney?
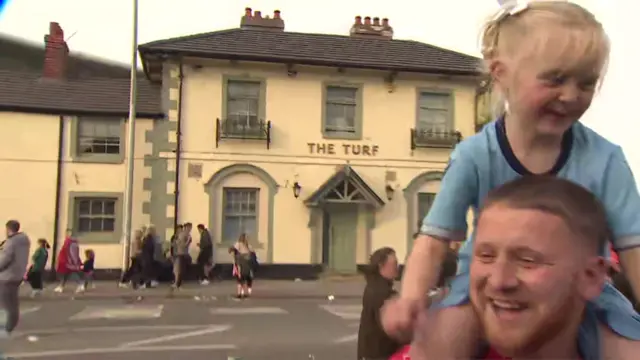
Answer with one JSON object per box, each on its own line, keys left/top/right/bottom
{"left": 43, "top": 22, "right": 69, "bottom": 79}
{"left": 240, "top": 8, "right": 285, "bottom": 31}
{"left": 350, "top": 15, "right": 394, "bottom": 39}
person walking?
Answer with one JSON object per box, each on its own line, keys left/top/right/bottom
{"left": 196, "top": 224, "right": 213, "bottom": 285}
{"left": 172, "top": 224, "right": 190, "bottom": 290}
{"left": 0, "top": 220, "right": 30, "bottom": 337}
{"left": 233, "top": 234, "right": 254, "bottom": 299}
{"left": 54, "top": 230, "right": 83, "bottom": 293}
{"left": 26, "top": 239, "right": 49, "bottom": 297}
{"left": 119, "top": 228, "right": 144, "bottom": 288}
{"left": 135, "top": 226, "right": 157, "bottom": 289}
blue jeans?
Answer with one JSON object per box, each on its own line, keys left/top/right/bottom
{"left": 439, "top": 272, "right": 640, "bottom": 360}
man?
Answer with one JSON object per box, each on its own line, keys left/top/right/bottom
{"left": 412, "top": 177, "right": 639, "bottom": 359}
{"left": 0, "top": 220, "right": 30, "bottom": 337}
{"left": 172, "top": 223, "right": 191, "bottom": 289}
{"left": 196, "top": 224, "right": 214, "bottom": 285}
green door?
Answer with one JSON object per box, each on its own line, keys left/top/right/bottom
{"left": 328, "top": 207, "right": 358, "bottom": 274}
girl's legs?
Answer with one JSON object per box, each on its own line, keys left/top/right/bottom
{"left": 30, "top": 271, "right": 44, "bottom": 297}
{"left": 73, "top": 272, "right": 84, "bottom": 293}
{"left": 83, "top": 271, "right": 94, "bottom": 290}
{"left": 54, "top": 273, "right": 68, "bottom": 292}
{"left": 246, "top": 277, "right": 253, "bottom": 296}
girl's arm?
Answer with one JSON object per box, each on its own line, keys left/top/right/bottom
{"left": 601, "top": 147, "right": 640, "bottom": 301}
{"left": 400, "top": 147, "right": 478, "bottom": 302}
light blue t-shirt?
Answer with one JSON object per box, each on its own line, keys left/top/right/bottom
{"left": 421, "top": 118, "right": 640, "bottom": 274}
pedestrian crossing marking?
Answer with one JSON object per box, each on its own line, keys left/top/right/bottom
{"left": 210, "top": 307, "right": 288, "bottom": 315}
{"left": 70, "top": 305, "right": 163, "bottom": 320}
{"left": 0, "top": 306, "right": 40, "bottom": 323}
{"left": 320, "top": 304, "right": 361, "bottom": 320}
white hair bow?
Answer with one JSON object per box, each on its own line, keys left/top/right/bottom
{"left": 493, "top": 1, "right": 529, "bottom": 22}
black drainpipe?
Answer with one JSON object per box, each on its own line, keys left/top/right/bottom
{"left": 50, "top": 115, "right": 65, "bottom": 280}
{"left": 173, "top": 62, "right": 184, "bottom": 228}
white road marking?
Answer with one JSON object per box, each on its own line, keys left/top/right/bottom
{"left": 210, "top": 307, "right": 288, "bottom": 315}
{"left": 0, "top": 307, "right": 40, "bottom": 324}
{"left": 119, "top": 325, "right": 232, "bottom": 348}
{"left": 333, "top": 333, "right": 358, "bottom": 343}
{"left": 13, "top": 324, "right": 214, "bottom": 337}
{"left": 5, "top": 344, "right": 237, "bottom": 358}
{"left": 320, "top": 304, "right": 361, "bottom": 320}
{"left": 20, "top": 307, "right": 41, "bottom": 315}
{"left": 70, "top": 304, "right": 163, "bottom": 320}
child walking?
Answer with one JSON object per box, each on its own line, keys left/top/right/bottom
{"left": 81, "top": 249, "right": 95, "bottom": 291}
{"left": 26, "top": 239, "right": 49, "bottom": 297}
{"left": 383, "top": 2, "right": 640, "bottom": 360}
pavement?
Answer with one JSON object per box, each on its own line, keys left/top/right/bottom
{"left": 0, "top": 295, "right": 365, "bottom": 359}
{"left": 19, "top": 279, "right": 372, "bottom": 301}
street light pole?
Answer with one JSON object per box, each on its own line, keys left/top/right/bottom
{"left": 121, "top": 0, "right": 139, "bottom": 274}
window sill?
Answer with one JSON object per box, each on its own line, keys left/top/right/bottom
{"left": 321, "top": 132, "right": 362, "bottom": 141}
{"left": 75, "top": 233, "right": 121, "bottom": 244}
{"left": 72, "top": 154, "right": 125, "bottom": 164}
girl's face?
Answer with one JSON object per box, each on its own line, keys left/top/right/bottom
{"left": 494, "top": 29, "right": 606, "bottom": 137}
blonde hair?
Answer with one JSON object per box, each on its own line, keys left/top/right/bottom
{"left": 480, "top": 1, "right": 610, "bottom": 116}
{"left": 236, "top": 233, "right": 251, "bottom": 254}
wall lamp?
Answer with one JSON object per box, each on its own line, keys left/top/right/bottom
{"left": 385, "top": 184, "right": 395, "bottom": 201}
{"left": 293, "top": 181, "right": 302, "bottom": 198}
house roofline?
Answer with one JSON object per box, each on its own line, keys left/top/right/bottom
{"left": 139, "top": 48, "right": 482, "bottom": 78}
{"left": 0, "top": 105, "right": 164, "bottom": 119}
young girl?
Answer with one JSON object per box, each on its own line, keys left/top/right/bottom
{"left": 81, "top": 249, "right": 95, "bottom": 291}
{"left": 26, "top": 239, "right": 49, "bottom": 297}
{"left": 383, "top": 2, "right": 640, "bottom": 359}
{"left": 230, "top": 234, "right": 255, "bottom": 299}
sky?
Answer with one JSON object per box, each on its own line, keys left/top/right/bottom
{"left": 0, "top": 0, "right": 638, "bottom": 177}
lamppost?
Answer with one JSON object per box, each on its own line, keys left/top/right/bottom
{"left": 121, "top": 0, "right": 139, "bottom": 273}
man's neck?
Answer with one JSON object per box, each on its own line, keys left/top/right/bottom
{"left": 511, "top": 322, "right": 582, "bottom": 360}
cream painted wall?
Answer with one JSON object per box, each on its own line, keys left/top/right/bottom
{"left": 163, "top": 59, "right": 477, "bottom": 265}
{"left": 0, "top": 112, "right": 155, "bottom": 270}
{"left": 57, "top": 117, "right": 154, "bottom": 269}
{"left": 0, "top": 112, "right": 59, "bottom": 267}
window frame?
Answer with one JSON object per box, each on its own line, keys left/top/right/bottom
{"left": 321, "top": 82, "right": 364, "bottom": 140}
{"left": 67, "top": 191, "right": 123, "bottom": 243}
{"left": 221, "top": 187, "right": 260, "bottom": 245}
{"left": 416, "top": 192, "right": 436, "bottom": 231}
{"left": 70, "top": 117, "right": 126, "bottom": 164}
{"left": 221, "top": 76, "right": 267, "bottom": 134}
{"left": 415, "top": 89, "right": 455, "bottom": 132}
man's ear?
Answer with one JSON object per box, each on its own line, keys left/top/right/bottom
{"left": 579, "top": 256, "right": 607, "bottom": 300}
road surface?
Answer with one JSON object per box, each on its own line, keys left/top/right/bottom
{"left": 0, "top": 296, "right": 363, "bottom": 359}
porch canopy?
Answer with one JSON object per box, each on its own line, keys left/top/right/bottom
{"left": 304, "top": 165, "right": 385, "bottom": 208}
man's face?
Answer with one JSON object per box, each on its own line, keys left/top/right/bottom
{"left": 5, "top": 226, "right": 12, "bottom": 238}
{"left": 470, "top": 203, "right": 602, "bottom": 356}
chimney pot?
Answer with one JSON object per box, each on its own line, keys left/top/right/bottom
{"left": 244, "top": 7, "right": 252, "bottom": 17}
{"left": 355, "top": 16, "right": 362, "bottom": 25}
{"left": 373, "top": 17, "right": 380, "bottom": 26}
{"left": 382, "top": 18, "right": 389, "bottom": 27}
{"left": 364, "top": 16, "right": 371, "bottom": 25}
{"left": 254, "top": 10, "right": 262, "bottom": 18}
{"left": 274, "top": 10, "right": 281, "bottom": 19}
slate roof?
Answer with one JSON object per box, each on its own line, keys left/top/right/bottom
{"left": 0, "top": 70, "right": 163, "bottom": 117}
{"left": 0, "top": 34, "right": 138, "bottom": 78}
{"left": 139, "top": 28, "right": 481, "bottom": 75}
{"left": 0, "top": 35, "right": 162, "bottom": 118}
